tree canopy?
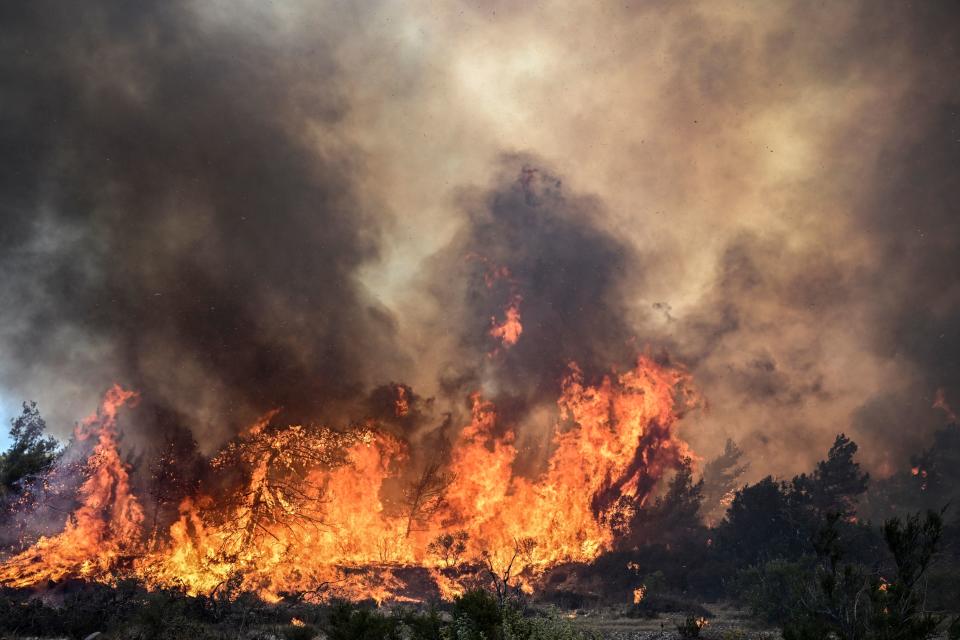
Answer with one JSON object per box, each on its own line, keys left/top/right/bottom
{"left": 0, "top": 402, "right": 59, "bottom": 503}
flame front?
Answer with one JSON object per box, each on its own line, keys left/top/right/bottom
{"left": 0, "top": 386, "right": 143, "bottom": 587}
{"left": 0, "top": 357, "right": 696, "bottom": 602}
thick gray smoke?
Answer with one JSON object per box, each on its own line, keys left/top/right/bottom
{"left": 0, "top": 1, "right": 402, "bottom": 444}
{"left": 427, "top": 158, "right": 641, "bottom": 412}
{"left": 1, "top": 0, "right": 959, "bottom": 484}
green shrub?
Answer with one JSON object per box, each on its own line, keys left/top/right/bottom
{"left": 396, "top": 606, "right": 445, "bottom": 640}
{"left": 0, "top": 580, "right": 224, "bottom": 639}
{"left": 927, "top": 567, "right": 960, "bottom": 612}
{"left": 45, "top": 580, "right": 145, "bottom": 638}
{"left": 125, "top": 586, "right": 218, "bottom": 640}
{"left": 452, "top": 588, "right": 502, "bottom": 640}
{"left": 502, "top": 608, "right": 598, "bottom": 640}
{"left": 325, "top": 602, "right": 397, "bottom": 640}
{"left": 735, "top": 559, "right": 808, "bottom": 625}
{"left": 0, "top": 588, "right": 56, "bottom": 637}
{"left": 775, "top": 510, "right": 946, "bottom": 640}
{"left": 322, "top": 602, "right": 444, "bottom": 640}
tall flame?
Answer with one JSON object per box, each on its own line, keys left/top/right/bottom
{"left": 0, "top": 385, "right": 143, "bottom": 587}
{"left": 1, "top": 357, "right": 696, "bottom": 602}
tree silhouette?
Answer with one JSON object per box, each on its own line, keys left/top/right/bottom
{"left": 402, "top": 460, "right": 453, "bottom": 537}
{"left": 701, "top": 438, "right": 748, "bottom": 524}
{"left": 619, "top": 457, "right": 704, "bottom": 549}
{"left": 146, "top": 427, "right": 203, "bottom": 546}
{"left": 718, "top": 477, "right": 802, "bottom": 564}
{"left": 796, "top": 434, "right": 869, "bottom": 520}
{"left": 210, "top": 420, "right": 362, "bottom": 553}
{"left": 0, "top": 402, "right": 59, "bottom": 510}
{"left": 427, "top": 530, "right": 469, "bottom": 568}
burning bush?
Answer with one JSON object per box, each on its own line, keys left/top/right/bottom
{"left": 0, "top": 355, "right": 699, "bottom": 604}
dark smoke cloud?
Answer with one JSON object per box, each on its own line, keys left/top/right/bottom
{"left": 0, "top": 1, "right": 402, "bottom": 445}
{"left": 430, "top": 159, "right": 637, "bottom": 397}
{"left": 415, "top": 156, "right": 648, "bottom": 466}
{"left": 2, "top": 0, "right": 959, "bottom": 486}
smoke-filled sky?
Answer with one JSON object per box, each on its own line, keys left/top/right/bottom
{"left": 1, "top": 0, "right": 958, "bottom": 478}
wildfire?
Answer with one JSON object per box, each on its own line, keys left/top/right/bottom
{"left": 0, "top": 386, "right": 143, "bottom": 587}
{"left": 467, "top": 254, "right": 524, "bottom": 350}
{"left": 489, "top": 294, "right": 523, "bottom": 347}
{"left": 0, "top": 357, "right": 696, "bottom": 603}
{"left": 394, "top": 385, "right": 410, "bottom": 417}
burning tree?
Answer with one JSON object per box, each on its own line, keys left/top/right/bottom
{"left": 146, "top": 426, "right": 203, "bottom": 547}
{"left": 428, "top": 530, "right": 470, "bottom": 568}
{"left": 402, "top": 460, "right": 454, "bottom": 537}
{"left": 0, "top": 386, "right": 143, "bottom": 587}
{"left": 615, "top": 457, "right": 705, "bottom": 550}
{"left": 0, "top": 354, "right": 700, "bottom": 603}
{"left": 135, "top": 418, "right": 377, "bottom": 598}
{"left": 208, "top": 416, "right": 365, "bottom": 554}
{"left": 481, "top": 536, "right": 538, "bottom": 607}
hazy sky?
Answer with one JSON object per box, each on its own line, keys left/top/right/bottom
{"left": 2, "top": 1, "right": 959, "bottom": 479}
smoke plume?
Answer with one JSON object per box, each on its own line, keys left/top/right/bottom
{"left": 2, "top": 0, "right": 959, "bottom": 481}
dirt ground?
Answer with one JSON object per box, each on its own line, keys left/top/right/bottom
{"left": 566, "top": 603, "right": 781, "bottom": 639}
{"left": 569, "top": 603, "right": 953, "bottom": 640}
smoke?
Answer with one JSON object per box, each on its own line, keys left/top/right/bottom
{"left": 633, "top": 0, "right": 960, "bottom": 475}
{"left": 427, "top": 158, "right": 638, "bottom": 402}
{"left": 2, "top": 0, "right": 959, "bottom": 482}
{"left": 0, "top": 1, "right": 404, "bottom": 445}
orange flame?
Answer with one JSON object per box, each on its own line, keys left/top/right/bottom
{"left": 395, "top": 386, "right": 410, "bottom": 417}
{"left": 1, "top": 357, "right": 696, "bottom": 602}
{"left": 489, "top": 295, "right": 523, "bottom": 347}
{"left": 0, "top": 385, "right": 142, "bottom": 587}
{"left": 467, "top": 254, "right": 524, "bottom": 350}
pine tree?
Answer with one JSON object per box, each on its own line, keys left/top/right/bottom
{"left": 809, "top": 434, "right": 870, "bottom": 519}
{"left": 0, "top": 402, "right": 60, "bottom": 504}
{"left": 701, "top": 438, "right": 748, "bottom": 524}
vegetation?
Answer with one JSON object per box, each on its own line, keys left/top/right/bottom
{"left": 0, "top": 583, "right": 604, "bottom": 640}
{"left": 146, "top": 426, "right": 204, "bottom": 545}
{"left": 428, "top": 530, "right": 470, "bottom": 568}
{"left": 0, "top": 402, "right": 59, "bottom": 509}
{"left": 616, "top": 457, "right": 705, "bottom": 550}
{"left": 0, "top": 404, "right": 957, "bottom": 638}
{"left": 740, "top": 510, "right": 945, "bottom": 640}
{"left": 700, "top": 438, "right": 749, "bottom": 524}
{"left": 569, "top": 430, "right": 954, "bottom": 637}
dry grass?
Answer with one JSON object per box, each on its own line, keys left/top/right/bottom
{"left": 567, "top": 603, "right": 781, "bottom": 639}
